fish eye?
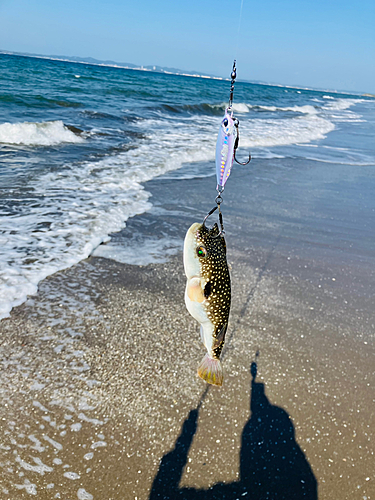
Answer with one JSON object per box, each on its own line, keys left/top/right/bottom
{"left": 223, "top": 119, "right": 228, "bottom": 127}
{"left": 196, "top": 246, "right": 207, "bottom": 258}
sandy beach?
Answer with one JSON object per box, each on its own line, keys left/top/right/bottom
{"left": 1, "top": 155, "right": 375, "bottom": 499}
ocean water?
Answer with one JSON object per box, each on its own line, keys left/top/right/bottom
{"left": 1, "top": 53, "right": 374, "bottom": 319}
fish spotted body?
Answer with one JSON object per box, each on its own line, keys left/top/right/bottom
{"left": 184, "top": 222, "right": 231, "bottom": 386}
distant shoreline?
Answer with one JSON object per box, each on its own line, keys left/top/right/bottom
{"left": 1, "top": 49, "right": 371, "bottom": 96}
{"left": 0, "top": 49, "right": 225, "bottom": 81}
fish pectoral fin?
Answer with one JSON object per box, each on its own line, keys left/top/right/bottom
{"left": 213, "top": 323, "right": 228, "bottom": 350}
{"left": 203, "top": 281, "right": 212, "bottom": 299}
{"left": 197, "top": 354, "right": 223, "bottom": 387}
{"left": 187, "top": 277, "right": 205, "bottom": 303}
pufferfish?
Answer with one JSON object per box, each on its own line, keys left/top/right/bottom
{"left": 184, "top": 221, "right": 231, "bottom": 386}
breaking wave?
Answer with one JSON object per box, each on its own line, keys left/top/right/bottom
{"left": 0, "top": 63, "right": 368, "bottom": 320}
{"left": 0, "top": 120, "right": 84, "bottom": 146}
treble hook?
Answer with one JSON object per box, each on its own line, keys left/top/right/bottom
{"left": 233, "top": 119, "right": 251, "bottom": 166}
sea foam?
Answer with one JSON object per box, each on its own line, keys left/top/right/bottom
{"left": 251, "top": 104, "right": 318, "bottom": 115}
{"left": 0, "top": 95, "right": 365, "bottom": 319}
{"left": 0, "top": 120, "right": 84, "bottom": 146}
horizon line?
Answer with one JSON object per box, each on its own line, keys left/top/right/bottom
{"left": 1, "top": 49, "right": 372, "bottom": 97}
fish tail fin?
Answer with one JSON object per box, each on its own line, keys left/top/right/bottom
{"left": 197, "top": 354, "right": 223, "bottom": 387}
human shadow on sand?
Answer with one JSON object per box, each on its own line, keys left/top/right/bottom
{"left": 150, "top": 362, "right": 317, "bottom": 499}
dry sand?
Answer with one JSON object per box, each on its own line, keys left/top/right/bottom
{"left": 0, "top": 158, "right": 374, "bottom": 499}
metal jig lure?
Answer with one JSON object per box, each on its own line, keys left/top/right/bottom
{"left": 204, "top": 61, "right": 251, "bottom": 231}
{"left": 216, "top": 60, "right": 251, "bottom": 194}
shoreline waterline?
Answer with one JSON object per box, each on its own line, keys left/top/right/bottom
{"left": 1, "top": 154, "right": 375, "bottom": 498}
{"left": 1, "top": 53, "right": 374, "bottom": 321}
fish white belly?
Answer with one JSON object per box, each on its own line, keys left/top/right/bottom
{"left": 200, "top": 321, "right": 214, "bottom": 354}
{"left": 185, "top": 285, "right": 214, "bottom": 353}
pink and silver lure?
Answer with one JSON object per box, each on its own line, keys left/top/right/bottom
{"left": 215, "top": 110, "right": 237, "bottom": 191}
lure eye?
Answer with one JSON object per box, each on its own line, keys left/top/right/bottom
{"left": 223, "top": 119, "right": 228, "bottom": 127}
{"left": 196, "top": 246, "right": 207, "bottom": 258}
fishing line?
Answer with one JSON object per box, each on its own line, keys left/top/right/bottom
{"left": 234, "top": 0, "right": 245, "bottom": 59}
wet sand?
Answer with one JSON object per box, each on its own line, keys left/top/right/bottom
{"left": 1, "top": 157, "right": 374, "bottom": 499}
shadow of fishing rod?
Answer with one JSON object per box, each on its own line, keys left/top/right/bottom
{"left": 149, "top": 386, "right": 208, "bottom": 500}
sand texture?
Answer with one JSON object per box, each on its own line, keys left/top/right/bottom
{"left": 1, "top": 158, "right": 374, "bottom": 499}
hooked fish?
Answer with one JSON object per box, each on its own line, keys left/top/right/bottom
{"left": 184, "top": 221, "right": 231, "bottom": 386}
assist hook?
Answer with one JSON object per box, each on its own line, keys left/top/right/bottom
{"left": 203, "top": 191, "right": 225, "bottom": 237}
{"left": 228, "top": 61, "right": 251, "bottom": 166}
{"left": 233, "top": 119, "right": 251, "bottom": 166}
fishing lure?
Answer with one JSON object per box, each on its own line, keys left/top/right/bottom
{"left": 216, "top": 111, "right": 237, "bottom": 191}
{"left": 215, "top": 61, "right": 251, "bottom": 193}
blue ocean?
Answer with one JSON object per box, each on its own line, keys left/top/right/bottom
{"left": 1, "top": 53, "right": 374, "bottom": 319}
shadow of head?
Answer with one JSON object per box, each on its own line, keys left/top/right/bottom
{"left": 238, "top": 362, "right": 317, "bottom": 499}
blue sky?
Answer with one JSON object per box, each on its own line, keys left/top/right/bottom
{"left": 0, "top": 0, "right": 374, "bottom": 93}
